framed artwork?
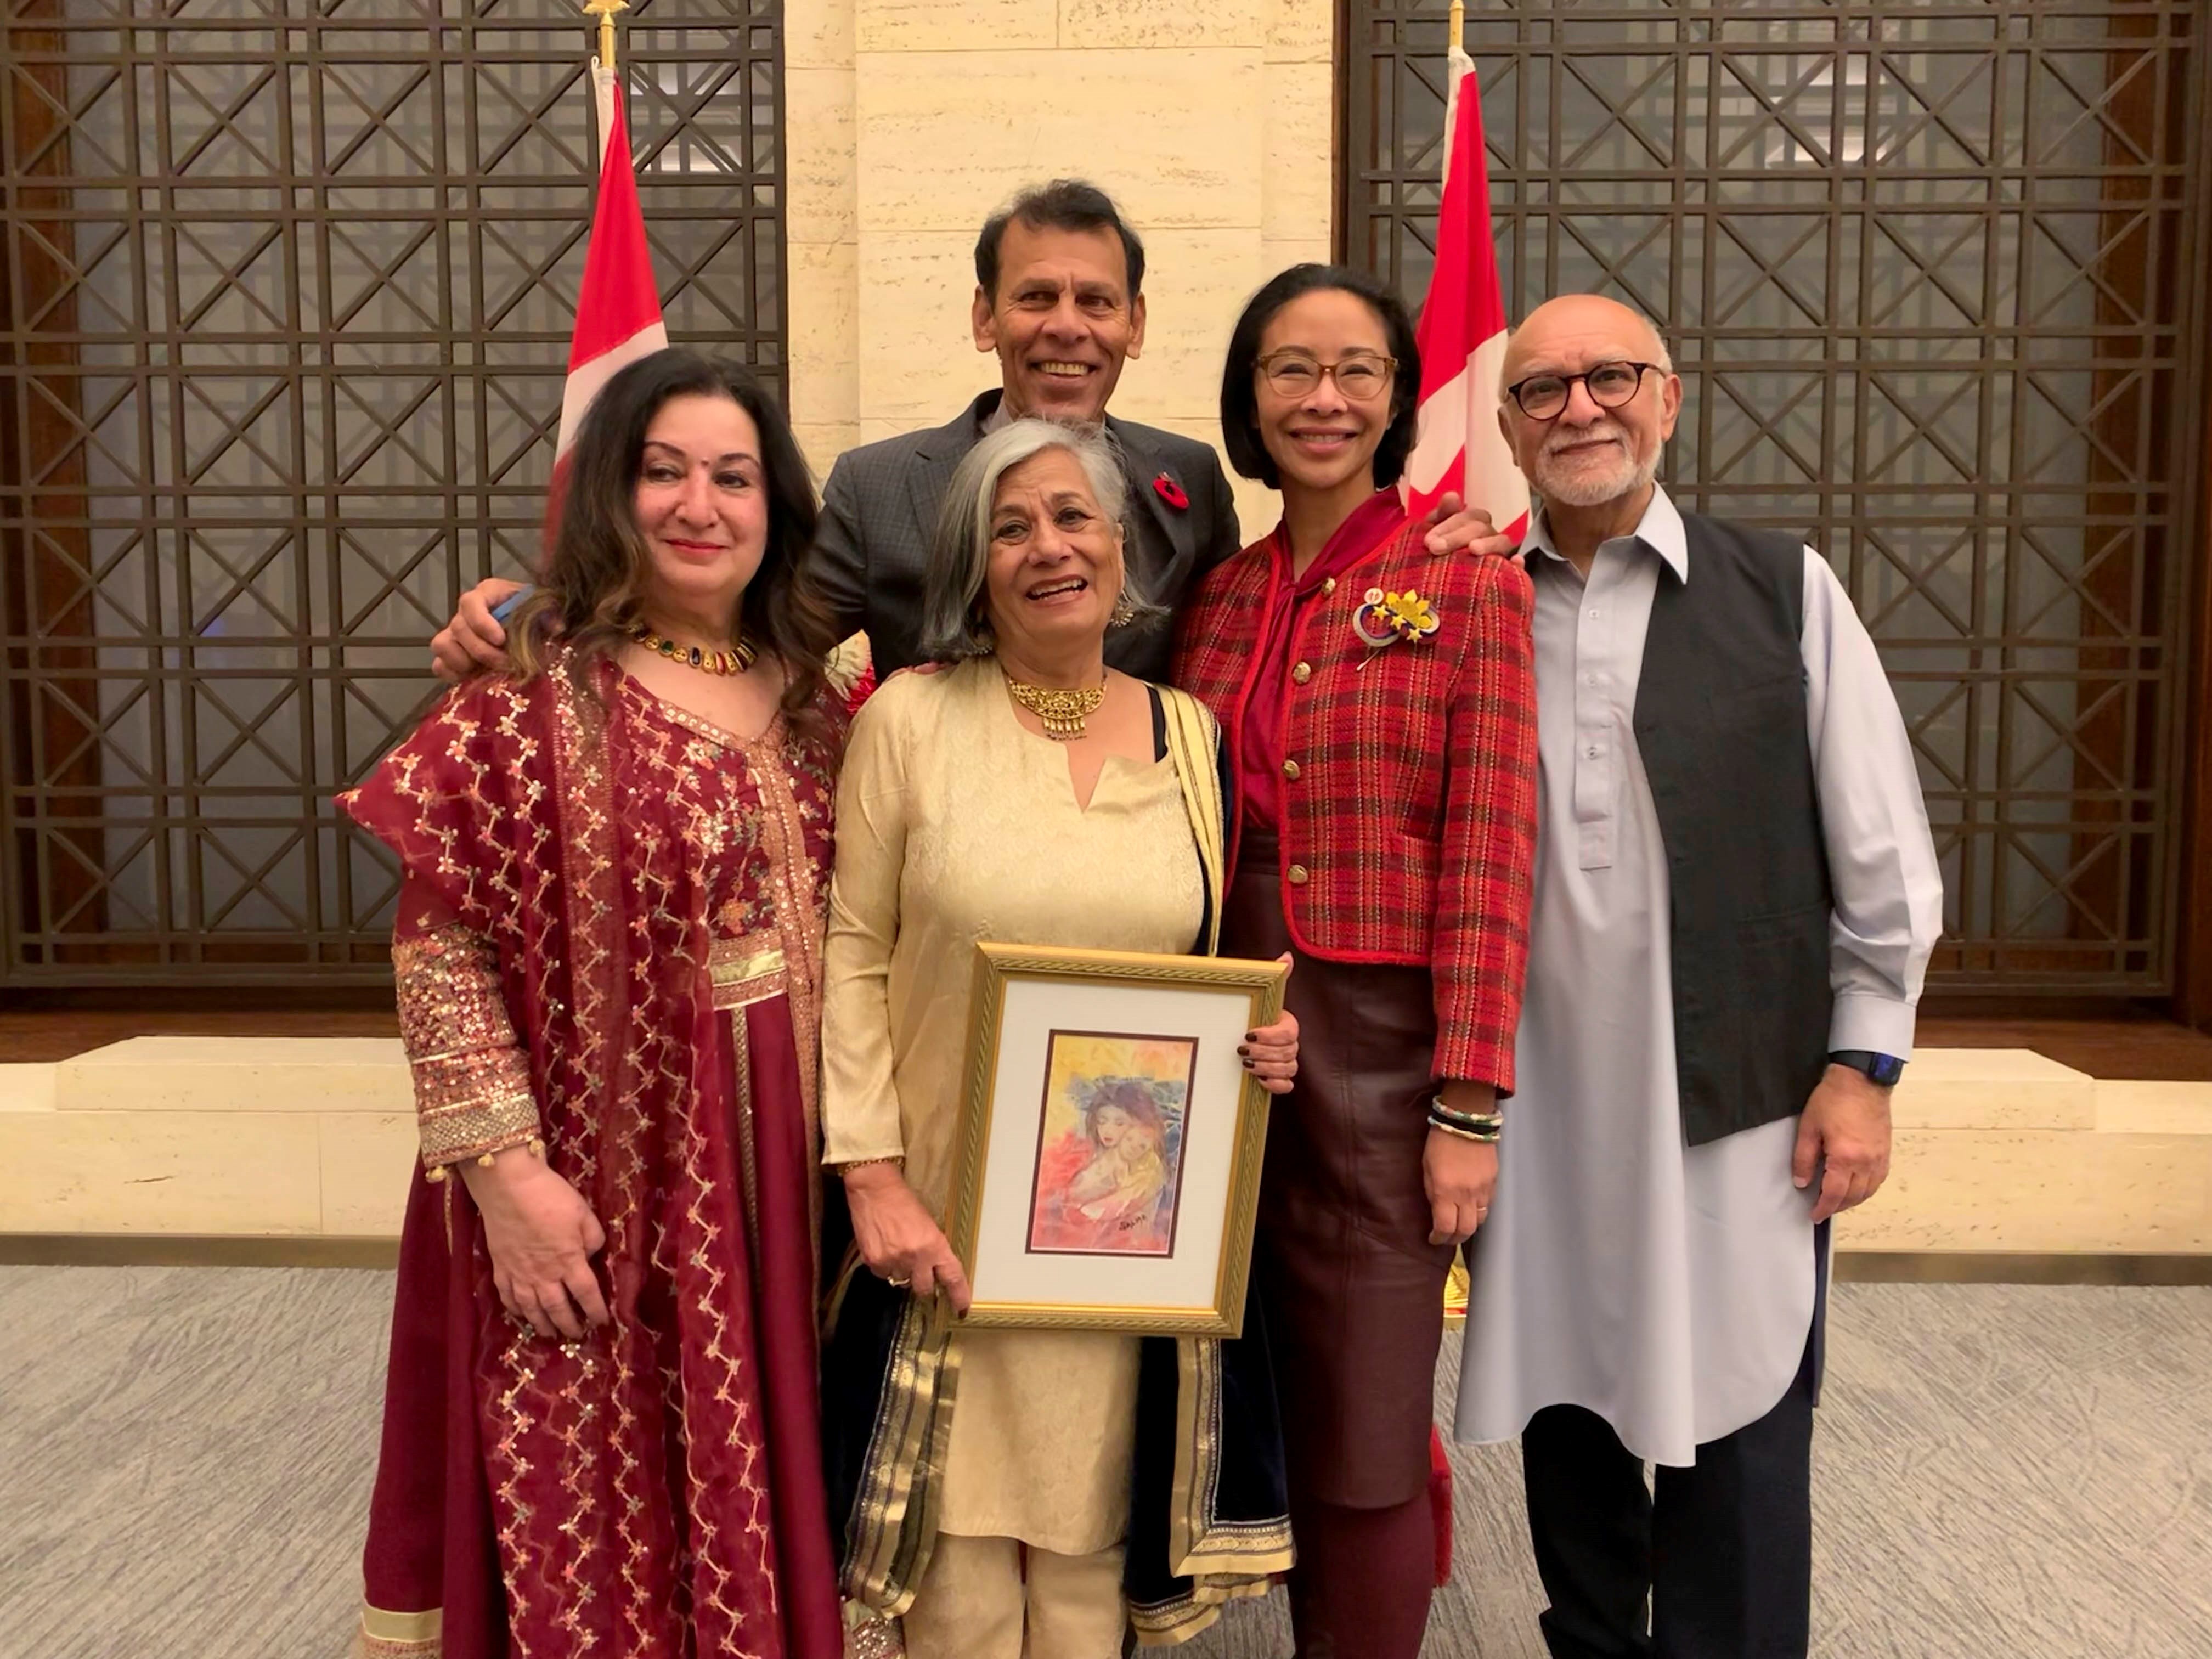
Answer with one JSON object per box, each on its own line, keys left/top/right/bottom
{"left": 948, "top": 943, "right": 1288, "bottom": 1336}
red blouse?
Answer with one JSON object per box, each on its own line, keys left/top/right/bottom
{"left": 1238, "top": 489, "right": 1410, "bottom": 830}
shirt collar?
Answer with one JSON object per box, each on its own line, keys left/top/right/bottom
{"left": 1523, "top": 482, "right": 1689, "bottom": 584}
{"left": 978, "top": 390, "right": 1115, "bottom": 443}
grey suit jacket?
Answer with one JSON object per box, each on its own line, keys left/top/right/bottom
{"left": 809, "top": 390, "right": 1243, "bottom": 679}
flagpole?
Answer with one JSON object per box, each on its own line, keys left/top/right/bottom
{"left": 583, "top": 0, "right": 627, "bottom": 71}
{"left": 582, "top": 0, "right": 628, "bottom": 170}
{"left": 1442, "top": 3, "right": 1470, "bottom": 190}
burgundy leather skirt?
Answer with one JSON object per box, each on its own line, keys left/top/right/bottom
{"left": 1227, "top": 829, "right": 1452, "bottom": 1510}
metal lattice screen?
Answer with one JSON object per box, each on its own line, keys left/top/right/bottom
{"left": 1346, "top": 0, "right": 2210, "bottom": 992}
{"left": 1, "top": 0, "right": 783, "bottom": 981}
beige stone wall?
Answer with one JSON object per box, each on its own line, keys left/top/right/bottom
{"left": 785, "top": 0, "right": 1336, "bottom": 540}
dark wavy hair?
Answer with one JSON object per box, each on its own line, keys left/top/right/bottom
{"left": 975, "top": 178, "right": 1146, "bottom": 300}
{"left": 509, "top": 349, "right": 838, "bottom": 739}
{"left": 1219, "top": 263, "right": 1423, "bottom": 491}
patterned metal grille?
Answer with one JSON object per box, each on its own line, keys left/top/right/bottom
{"left": 0, "top": 0, "right": 785, "bottom": 981}
{"left": 1346, "top": 0, "right": 2210, "bottom": 992}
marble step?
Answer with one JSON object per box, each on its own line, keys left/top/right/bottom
{"left": 0, "top": 1038, "right": 2206, "bottom": 1249}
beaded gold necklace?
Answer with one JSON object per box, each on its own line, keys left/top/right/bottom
{"left": 630, "top": 623, "right": 756, "bottom": 676}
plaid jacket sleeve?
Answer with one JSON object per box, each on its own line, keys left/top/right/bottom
{"left": 1431, "top": 555, "right": 1539, "bottom": 1091}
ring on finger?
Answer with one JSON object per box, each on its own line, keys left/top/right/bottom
{"left": 887, "top": 1275, "right": 912, "bottom": 1289}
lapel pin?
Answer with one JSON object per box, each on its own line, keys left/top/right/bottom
{"left": 1353, "top": 589, "right": 1441, "bottom": 652}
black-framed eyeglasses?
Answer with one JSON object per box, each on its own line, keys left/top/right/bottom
{"left": 1256, "top": 349, "right": 1398, "bottom": 402}
{"left": 1504, "top": 360, "right": 1661, "bottom": 421}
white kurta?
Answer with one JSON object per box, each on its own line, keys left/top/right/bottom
{"left": 1454, "top": 486, "right": 1943, "bottom": 1467}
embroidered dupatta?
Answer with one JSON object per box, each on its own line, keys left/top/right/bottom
{"left": 340, "top": 651, "right": 843, "bottom": 1659}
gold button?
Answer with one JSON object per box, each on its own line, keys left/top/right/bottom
{"left": 1291, "top": 661, "right": 1312, "bottom": 685}
{"left": 1287, "top": 864, "right": 1310, "bottom": 885}
{"left": 1281, "top": 759, "right": 1300, "bottom": 781}
{"left": 1320, "top": 578, "right": 1337, "bottom": 596}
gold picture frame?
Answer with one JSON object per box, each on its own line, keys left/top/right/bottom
{"left": 947, "top": 941, "right": 1288, "bottom": 1336}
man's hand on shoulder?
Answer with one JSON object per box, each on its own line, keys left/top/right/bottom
{"left": 432, "top": 578, "right": 525, "bottom": 682}
{"left": 1419, "top": 491, "right": 1521, "bottom": 563}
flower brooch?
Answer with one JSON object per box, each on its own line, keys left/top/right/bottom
{"left": 1153, "top": 472, "right": 1188, "bottom": 511}
{"left": 1353, "top": 587, "right": 1441, "bottom": 650}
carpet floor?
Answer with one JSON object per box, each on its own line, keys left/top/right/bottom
{"left": 1, "top": 1269, "right": 2205, "bottom": 1658}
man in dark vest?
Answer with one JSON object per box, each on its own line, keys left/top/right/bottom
{"left": 1451, "top": 295, "right": 1943, "bottom": 1658}
{"left": 429, "top": 179, "right": 1500, "bottom": 680}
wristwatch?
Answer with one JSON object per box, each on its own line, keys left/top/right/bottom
{"left": 1828, "top": 1049, "right": 1905, "bottom": 1088}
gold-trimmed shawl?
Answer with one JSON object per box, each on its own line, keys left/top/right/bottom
{"left": 1127, "top": 1338, "right": 1296, "bottom": 1644}
{"left": 1158, "top": 686, "right": 1226, "bottom": 957}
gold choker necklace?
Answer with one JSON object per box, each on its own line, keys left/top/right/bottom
{"left": 631, "top": 624, "right": 755, "bottom": 676}
{"left": 1005, "top": 670, "right": 1107, "bottom": 741}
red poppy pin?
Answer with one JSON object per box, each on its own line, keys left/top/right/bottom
{"left": 1153, "top": 472, "right": 1188, "bottom": 511}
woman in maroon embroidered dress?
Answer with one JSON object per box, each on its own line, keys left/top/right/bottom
{"left": 339, "top": 350, "right": 846, "bottom": 1659}
{"left": 1172, "top": 267, "right": 1540, "bottom": 1657}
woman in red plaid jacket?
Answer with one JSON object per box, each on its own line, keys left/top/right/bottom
{"left": 1173, "top": 264, "right": 1539, "bottom": 1658}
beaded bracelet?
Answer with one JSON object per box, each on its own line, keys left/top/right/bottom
{"left": 1430, "top": 1096, "right": 1504, "bottom": 1135}
{"left": 1428, "top": 1115, "right": 1500, "bottom": 1145}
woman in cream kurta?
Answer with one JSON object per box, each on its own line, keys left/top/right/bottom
{"left": 823, "top": 656, "right": 1203, "bottom": 1559}
{"left": 817, "top": 419, "right": 1297, "bottom": 1659}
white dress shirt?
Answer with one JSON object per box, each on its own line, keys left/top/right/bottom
{"left": 1454, "top": 485, "right": 1943, "bottom": 1465}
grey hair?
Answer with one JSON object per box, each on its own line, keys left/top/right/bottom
{"left": 917, "top": 417, "right": 1165, "bottom": 661}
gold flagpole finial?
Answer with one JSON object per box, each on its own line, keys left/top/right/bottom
{"left": 1449, "top": 0, "right": 1465, "bottom": 54}
{"left": 583, "top": 0, "right": 628, "bottom": 71}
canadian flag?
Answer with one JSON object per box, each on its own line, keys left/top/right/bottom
{"left": 546, "top": 65, "right": 668, "bottom": 541}
{"left": 1403, "top": 48, "right": 1528, "bottom": 540}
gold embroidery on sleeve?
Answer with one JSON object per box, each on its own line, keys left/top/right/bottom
{"left": 393, "top": 923, "right": 539, "bottom": 1169}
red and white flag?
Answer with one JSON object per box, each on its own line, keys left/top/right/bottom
{"left": 546, "top": 65, "right": 667, "bottom": 540}
{"left": 1404, "top": 48, "right": 1528, "bottom": 541}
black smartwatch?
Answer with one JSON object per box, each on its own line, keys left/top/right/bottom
{"left": 1828, "top": 1049, "right": 1905, "bottom": 1087}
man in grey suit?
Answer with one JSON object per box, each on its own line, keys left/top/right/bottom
{"left": 809, "top": 180, "right": 1236, "bottom": 679}
{"left": 429, "top": 178, "right": 1499, "bottom": 680}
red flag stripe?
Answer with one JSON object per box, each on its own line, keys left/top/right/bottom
{"left": 547, "top": 71, "right": 668, "bottom": 546}
{"left": 1406, "top": 52, "right": 1528, "bottom": 537}
{"left": 566, "top": 82, "right": 663, "bottom": 373}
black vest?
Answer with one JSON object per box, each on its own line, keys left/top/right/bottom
{"left": 1632, "top": 512, "right": 1833, "bottom": 1146}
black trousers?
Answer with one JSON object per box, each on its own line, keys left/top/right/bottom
{"left": 1520, "top": 1336, "right": 1817, "bottom": 1659}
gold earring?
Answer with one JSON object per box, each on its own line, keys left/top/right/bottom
{"left": 1108, "top": 589, "right": 1137, "bottom": 628}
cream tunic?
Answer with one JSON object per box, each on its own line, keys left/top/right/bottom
{"left": 822, "top": 658, "right": 1206, "bottom": 1554}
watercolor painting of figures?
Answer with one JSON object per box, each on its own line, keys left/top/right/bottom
{"left": 1026, "top": 1031, "right": 1198, "bottom": 1257}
